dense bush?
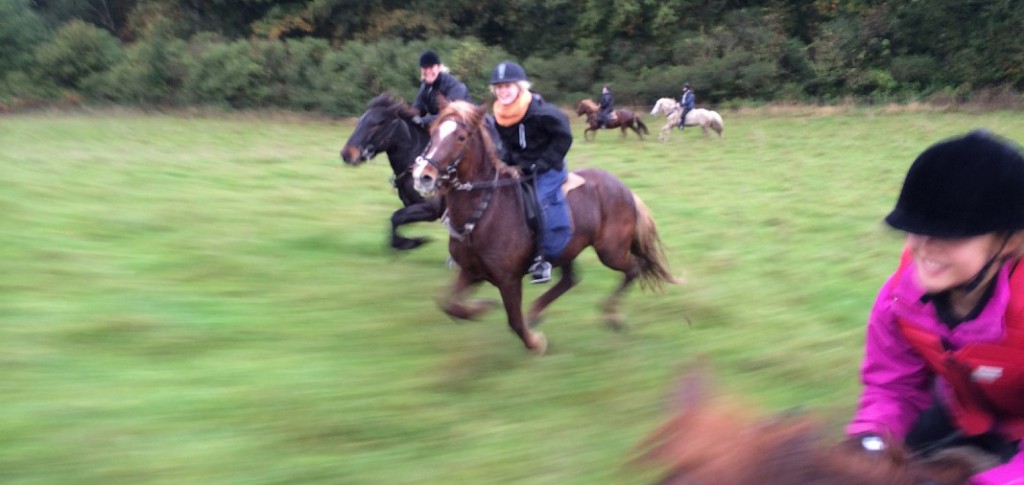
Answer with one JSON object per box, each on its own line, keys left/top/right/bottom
{"left": 0, "top": 0, "right": 49, "bottom": 80}
{"left": 34, "top": 20, "right": 123, "bottom": 90}
{"left": 3, "top": 2, "right": 1024, "bottom": 113}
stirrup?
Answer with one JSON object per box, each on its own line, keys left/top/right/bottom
{"left": 528, "top": 259, "right": 552, "bottom": 284}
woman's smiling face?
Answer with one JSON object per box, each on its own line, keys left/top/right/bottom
{"left": 906, "top": 233, "right": 1004, "bottom": 292}
{"left": 493, "top": 82, "right": 520, "bottom": 105}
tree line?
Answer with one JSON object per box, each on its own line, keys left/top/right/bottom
{"left": 3, "top": 0, "right": 1023, "bottom": 115}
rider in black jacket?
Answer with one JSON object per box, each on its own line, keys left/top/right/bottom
{"left": 412, "top": 50, "right": 471, "bottom": 129}
{"left": 490, "top": 61, "right": 574, "bottom": 284}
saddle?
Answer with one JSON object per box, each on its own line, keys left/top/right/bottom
{"left": 519, "top": 172, "right": 585, "bottom": 236}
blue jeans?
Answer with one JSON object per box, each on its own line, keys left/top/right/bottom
{"left": 534, "top": 165, "right": 571, "bottom": 260}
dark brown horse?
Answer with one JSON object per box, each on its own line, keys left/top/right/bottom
{"left": 635, "top": 372, "right": 997, "bottom": 485}
{"left": 411, "top": 100, "right": 679, "bottom": 354}
{"left": 340, "top": 94, "right": 443, "bottom": 250}
{"left": 575, "top": 99, "right": 650, "bottom": 141}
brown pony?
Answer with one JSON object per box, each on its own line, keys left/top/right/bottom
{"left": 576, "top": 99, "right": 650, "bottom": 141}
{"left": 412, "top": 100, "right": 679, "bottom": 354}
{"left": 635, "top": 372, "right": 997, "bottom": 485}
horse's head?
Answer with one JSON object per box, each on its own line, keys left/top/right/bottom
{"left": 576, "top": 99, "right": 597, "bottom": 116}
{"left": 341, "top": 93, "right": 421, "bottom": 166}
{"left": 412, "top": 99, "right": 494, "bottom": 195}
{"left": 651, "top": 98, "right": 677, "bottom": 117}
{"left": 636, "top": 369, "right": 985, "bottom": 485}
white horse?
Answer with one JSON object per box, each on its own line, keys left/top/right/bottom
{"left": 650, "top": 98, "right": 724, "bottom": 141}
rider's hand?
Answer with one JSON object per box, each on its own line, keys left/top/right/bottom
{"left": 411, "top": 115, "right": 425, "bottom": 127}
{"left": 840, "top": 433, "right": 890, "bottom": 457}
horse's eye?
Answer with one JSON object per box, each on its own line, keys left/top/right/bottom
{"left": 457, "top": 134, "right": 466, "bottom": 142}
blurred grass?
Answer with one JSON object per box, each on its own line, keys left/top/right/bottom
{"left": 3, "top": 107, "right": 1024, "bottom": 484}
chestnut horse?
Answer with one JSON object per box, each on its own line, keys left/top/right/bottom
{"left": 635, "top": 372, "right": 996, "bottom": 485}
{"left": 412, "top": 100, "right": 679, "bottom": 354}
{"left": 576, "top": 99, "right": 650, "bottom": 141}
{"left": 340, "top": 94, "right": 443, "bottom": 250}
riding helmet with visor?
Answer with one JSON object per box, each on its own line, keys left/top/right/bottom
{"left": 885, "top": 130, "right": 1024, "bottom": 237}
{"left": 490, "top": 61, "right": 528, "bottom": 84}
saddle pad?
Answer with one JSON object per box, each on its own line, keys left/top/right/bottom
{"left": 562, "top": 172, "right": 585, "bottom": 195}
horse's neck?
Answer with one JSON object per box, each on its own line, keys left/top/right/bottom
{"left": 385, "top": 120, "right": 428, "bottom": 175}
{"left": 445, "top": 137, "right": 509, "bottom": 221}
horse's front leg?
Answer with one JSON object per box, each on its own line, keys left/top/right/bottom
{"left": 497, "top": 281, "right": 547, "bottom": 355}
{"left": 389, "top": 198, "right": 443, "bottom": 250}
{"left": 440, "top": 269, "right": 496, "bottom": 320}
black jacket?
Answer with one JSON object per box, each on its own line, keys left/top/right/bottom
{"left": 494, "top": 94, "right": 572, "bottom": 174}
{"left": 412, "top": 72, "right": 471, "bottom": 125}
{"left": 599, "top": 91, "right": 613, "bottom": 114}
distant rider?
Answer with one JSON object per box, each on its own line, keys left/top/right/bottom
{"left": 678, "top": 82, "right": 694, "bottom": 131}
{"left": 598, "top": 85, "right": 614, "bottom": 128}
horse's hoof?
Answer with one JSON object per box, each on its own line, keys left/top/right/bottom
{"left": 527, "top": 332, "right": 548, "bottom": 356}
{"left": 605, "top": 314, "right": 628, "bottom": 333}
{"left": 392, "top": 236, "right": 430, "bottom": 251}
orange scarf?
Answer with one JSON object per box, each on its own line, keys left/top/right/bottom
{"left": 492, "top": 89, "right": 532, "bottom": 127}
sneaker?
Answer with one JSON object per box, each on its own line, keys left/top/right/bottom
{"left": 529, "top": 259, "right": 552, "bottom": 284}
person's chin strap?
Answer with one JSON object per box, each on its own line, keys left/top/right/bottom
{"left": 957, "top": 234, "right": 1011, "bottom": 293}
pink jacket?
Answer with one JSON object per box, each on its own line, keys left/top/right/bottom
{"left": 847, "top": 259, "right": 1024, "bottom": 484}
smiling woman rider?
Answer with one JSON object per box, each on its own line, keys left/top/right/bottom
{"left": 846, "top": 130, "right": 1024, "bottom": 485}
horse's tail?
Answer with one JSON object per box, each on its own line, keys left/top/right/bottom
{"left": 630, "top": 194, "right": 680, "bottom": 290}
{"left": 636, "top": 117, "right": 649, "bottom": 135}
{"left": 710, "top": 113, "right": 724, "bottom": 137}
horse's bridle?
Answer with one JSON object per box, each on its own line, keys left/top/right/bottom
{"left": 416, "top": 120, "right": 475, "bottom": 191}
{"left": 366, "top": 116, "right": 402, "bottom": 160}
{"left": 416, "top": 118, "right": 527, "bottom": 240}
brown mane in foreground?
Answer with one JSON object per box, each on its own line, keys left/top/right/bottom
{"left": 634, "top": 374, "right": 993, "bottom": 485}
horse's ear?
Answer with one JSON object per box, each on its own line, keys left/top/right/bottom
{"left": 436, "top": 92, "right": 450, "bottom": 111}
{"left": 473, "top": 103, "right": 488, "bottom": 122}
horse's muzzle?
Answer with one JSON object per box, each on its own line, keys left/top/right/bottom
{"left": 412, "top": 156, "right": 438, "bottom": 195}
{"left": 340, "top": 144, "right": 374, "bottom": 166}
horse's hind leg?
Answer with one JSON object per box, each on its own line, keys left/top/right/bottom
{"left": 593, "top": 244, "right": 640, "bottom": 332}
{"left": 601, "top": 272, "right": 637, "bottom": 332}
{"left": 440, "top": 270, "right": 497, "bottom": 320}
{"left": 526, "top": 262, "right": 579, "bottom": 328}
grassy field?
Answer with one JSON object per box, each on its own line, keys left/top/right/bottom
{"left": 3, "top": 106, "right": 1024, "bottom": 484}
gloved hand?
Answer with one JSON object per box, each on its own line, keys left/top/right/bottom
{"left": 411, "top": 115, "right": 424, "bottom": 126}
{"left": 839, "top": 433, "right": 891, "bottom": 457}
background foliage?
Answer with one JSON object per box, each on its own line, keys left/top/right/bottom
{"left": 3, "top": 0, "right": 1024, "bottom": 114}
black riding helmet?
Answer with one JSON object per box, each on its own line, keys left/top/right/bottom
{"left": 490, "top": 61, "right": 528, "bottom": 84}
{"left": 885, "top": 130, "right": 1024, "bottom": 237}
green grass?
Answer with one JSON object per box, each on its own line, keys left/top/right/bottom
{"left": 3, "top": 107, "right": 1024, "bottom": 484}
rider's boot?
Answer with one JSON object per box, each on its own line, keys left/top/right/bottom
{"left": 528, "top": 256, "right": 552, "bottom": 284}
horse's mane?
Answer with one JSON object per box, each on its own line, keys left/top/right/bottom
{"left": 367, "top": 93, "right": 419, "bottom": 120}
{"left": 635, "top": 371, "right": 984, "bottom": 485}
{"left": 579, "top": 99, "right": 598, "bottom": 112}
{"left": 436, "top": 100, "right": 511, "bottom": 175}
